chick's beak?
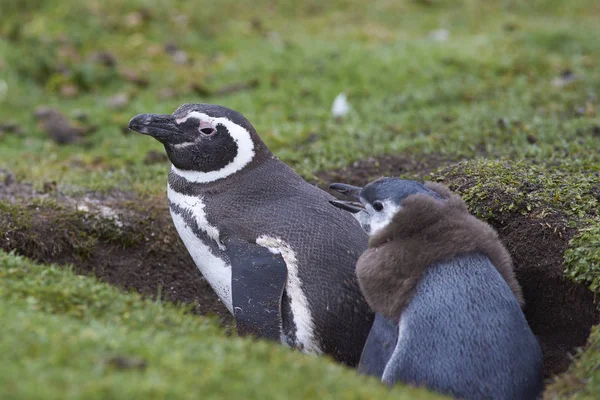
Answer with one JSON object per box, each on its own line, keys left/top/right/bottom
{"left": 329, "top": 199, "right": 365, "bottom": 213}
{"left": 328, "top": 182, "right": 364, "bottom": 213}
{"left": 128, "top": 113, "right": 181, "bottom": 143}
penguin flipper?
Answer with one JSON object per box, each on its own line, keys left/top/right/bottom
{"left": 357, "top": 313, "right": 399, "bottom": 379}
{"left": 226, "top": 237, "right": 288, "bottom": 342}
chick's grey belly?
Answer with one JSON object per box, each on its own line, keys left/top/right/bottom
{"left": 383, "top": 253, "right": 543, "bottom": 400}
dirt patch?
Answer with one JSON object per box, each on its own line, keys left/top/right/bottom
{"left": 0, "top": 169, "right": 231, "bottom": 326}
{"left": 493, "top": 212, "right": 597, "bottom": 377}
{"left": 313, "top": 153, "right": 456, "bottom": 187}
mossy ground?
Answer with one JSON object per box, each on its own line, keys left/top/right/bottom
{"left": 1, "top": 0, "right": 600, "bottom": 398}
{"left": 0, "top": 251, "right": 444, "bottom": 400}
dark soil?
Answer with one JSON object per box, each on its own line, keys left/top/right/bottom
{"left": 495, "top": 212, "right": 596, "bottom": 377}
{"left": 313, "top": 153, "right": 456, "bottom": 187}
{"left": 1, "top": 154, "right": 598, "bottom": 379}
{"left": 0, "top": 169, "right": 231, "bottom": 326}
{"left": 438, "top": 167, "right": 600, "bottom": 379}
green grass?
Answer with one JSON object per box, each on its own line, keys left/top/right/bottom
{"left": 0, "top": 250, "right": 443, "bottom": 399}
{"left": 564, "top": 220, "right": 600, "bottom": 293}
{"left": 2, "top": 0, "right": 600, "bottom": 398}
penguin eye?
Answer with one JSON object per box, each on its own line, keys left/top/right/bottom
{"left": 200, "top": 127, "right": 216, "bottom": 136}
{"left": 373, "top": 201, "right": 384, "bottom": 212}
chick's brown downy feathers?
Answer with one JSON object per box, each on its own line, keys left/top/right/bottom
{"left": 356, "top": 182, "right": 523, "bottom": 321}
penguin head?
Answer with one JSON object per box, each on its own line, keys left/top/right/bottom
{"left": 329, "top": 177, "right": 442, "bottom": 236}
{"left": 129, "top": 104, "right": 270, "bottom": 180}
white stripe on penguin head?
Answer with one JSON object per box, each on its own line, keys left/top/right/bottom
{"left": 172, "top": 111, "right": 255, "bottom": 183}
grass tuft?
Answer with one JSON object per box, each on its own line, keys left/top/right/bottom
{"left": 0, "top": 251, "right": 444, "bottom": 399}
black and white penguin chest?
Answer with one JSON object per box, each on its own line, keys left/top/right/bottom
{"left": 167, "top": 180, "right": 233, "bottom": 310}
{"left": 166, "top": 169, "right": 329, "bottom": 354}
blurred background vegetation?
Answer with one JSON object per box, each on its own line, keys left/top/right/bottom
{"left": 1, "top": 0, "right": 598, "bottom": 194}
{"left": 1, "top": 1, "right": 599, "bottom": 398}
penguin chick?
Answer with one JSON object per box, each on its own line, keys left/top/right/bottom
{"left": 330, "top": 177, "right": 544, "bottom": 400}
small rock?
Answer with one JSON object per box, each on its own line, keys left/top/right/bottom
{"left": 42, "top": 181, "right": 57, "bottom": 193}
{"left": 70, "top": 158, "right": 87, "bottom": 169}
{"left": 72, "top": 110, "right": 89, "bottom": 122}
{"left": 428, "top": 29, "right": 449, "bottom": 42}
{"left": 146, "top": 44, "right": 163, "bottom": 57}
{"left": 297, "top": 132, "right": 319, "bottom": 147}
{"left": 551, "top": 69, "right": 579, "bottom": 87}
{"left": 250, "top": 17, "right": 264, "bottom": 33}
{"left": 34, "top": 107, "right": 88, "bottom": 145}
{"left": 270, "top": 73, "right": 280, "bottom": 88}
{"left": 164, "top": 41, "right": 179, "bottom": 54}
{"left": 54, "top": 63, "right": 71, "bottom": 76}
{"left": 59, "top": 83, "right": 79, "bottom": 98}
{"left": 57, "top": 44, "right": 81, "bottom": 62}
{"left": 188, "top": 82, "right": 212, "bottom": 96}
{"left": 164, "top": 42, "right": 189, "bottom": 64}
{"left": 384, "top": 124, "right": 403, "bottom": 134}
{"left": 120, "top": 125, "right": 132, "bottom": 135}
{"left": 0, "top": 122, "right": 23, "bottom": 135}
{"left": 106, "top": 92, "right": 130, "bottom": 109}
{"left": 144, "top": 150, "right": 168, "bottom": 165}
{"left": 3, "top": 170, "right": 15, "bottom": 186}
{"left": 214, "top": 79, "right": 259, "bottom": 96}
{"left": 331, "top": 92, "right": 351, "bottom": 119}
{"left": 573, "top": 103, "right": 595, "bottom": 117}
{"left": 54, "top": 33, "right": 70, "bottom": 45}
{"left": 125, "top": 11, "right": 144, "bottom": 27}
{"left": 125, "top": 8, "right": 151, "bottom": 27}
{"left": 497, "top": 118, "right": 510, "bottom": 130}
{"left": 267, "top": 32, "right": 285, "bottom": 51}
{"left": 120, "top": 68, "right": 149, "bottom": 87}
{"left": 158, "top": 87, "right": 178, "bottom": 100}
{"left": 173, "top": 14, "right": 189, "bottom": 26}
{"left": 87, "top": 51, "right": 117, "bottom": 67}
{"left": 172, "top": 50, "right": 189, "bottom": 65}
{"left": 102, "top": 356, "right": 147, "bottom": 370}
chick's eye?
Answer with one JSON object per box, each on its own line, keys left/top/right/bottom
{"left": 373, "top": 201, "right": 384, "bottom": 212}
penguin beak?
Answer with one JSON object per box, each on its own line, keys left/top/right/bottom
{"left": 329, "top": 183, "right": 364, "bottom": 213}
{"left": 329, "top": 183, "right": 362, "bottom": 200}
{"left": 329, "top": 199, "right": 364, "bottom": 213}
{"left": 128, "top": 113, "right": 182, "bottom": 142}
